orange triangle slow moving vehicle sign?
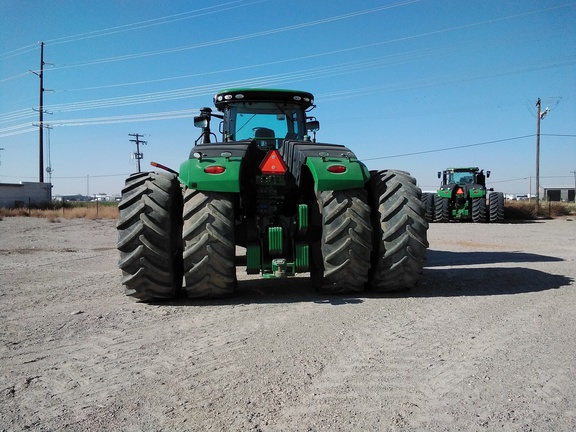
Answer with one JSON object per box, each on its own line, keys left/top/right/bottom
{"left": 259, "top": 149, "right": 287, "bottom": 175}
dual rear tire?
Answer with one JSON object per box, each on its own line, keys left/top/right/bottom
{"left": 117, "top": 170, "right": 429, "bottom": 300}
{"left": 489, "top": 192, "right": 505, "bottom": 222}
{"left": 310, "top": 170, "right": 428, "bottom": 293}
{"left": 117, "top": 174, "right": 236, "bottom": 301}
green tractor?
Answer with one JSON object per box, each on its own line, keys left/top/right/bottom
{"left": 422, "top": 167, "right": 504, "bottom": 223}
{"left": 117, "top": 88, "right": 429, "bottom": 301}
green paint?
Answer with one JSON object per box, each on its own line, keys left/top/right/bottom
{"left": 179, "top": 157, "right": 241, "bottom": 192}
{"left": 246, "top": 243, "right": 260, "bottom": 275}
{"left": 305, "top": 157, "right": 370, "bottom": 191}
{"left": 268, "top": 226, "right": 283, "bottom": 255}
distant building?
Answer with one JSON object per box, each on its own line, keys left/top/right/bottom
{"left": 505, "top": 194, "right": 534, "bottom": 201}
{"left": 0, "top": 182, "right": 51, "bottom": 208}
{"left": 53, "top": 194, "right": 91, "bottom": 202}
{"left": 543, "top": 187, "right": 575, "bottom": 202}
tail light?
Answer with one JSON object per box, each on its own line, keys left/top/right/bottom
{"left": 327, "top": 165, "right": 347, "bottom": 173}
{"left": 204, "top": 166, "right": 226, "bottom": 174}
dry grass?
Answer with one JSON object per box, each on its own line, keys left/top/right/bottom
{"left": 0, "top": 203, "right": 119, "bottom": 220}
{"left": 505, "top": 200, "right": 576, "bottom": 219}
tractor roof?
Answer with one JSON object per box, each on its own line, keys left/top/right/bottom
{"left": 214, "top": 88, "right": 315, "bottom": 111}
{"left": 446, "top": 167, "right": 480, "bottom": 172}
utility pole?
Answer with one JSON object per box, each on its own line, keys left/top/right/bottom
{"left": 30, "top": 42, "right": 50, "bottom": 183}
{"left": 38, "top": 42, "right": 45, "bottom": 183}
{"left": 535, "top": 98, "right": 541, "bottom": 214}
{"left": 0, "top": 148, "right": 4, "bottom": 182}
{"left": 534, "top": 98, "right": 549, "bottom": 215}
{"left": 129, "top": 133, "right": 147, "bottom": 173}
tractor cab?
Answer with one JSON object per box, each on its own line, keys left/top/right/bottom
{"left": 194, "top": 88, "right": 320, "bottom": 148}
{"left": 438, "top": 167, "right": 490, "bottom": 188}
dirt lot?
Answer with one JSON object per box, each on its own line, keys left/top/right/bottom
{"left": 1, "top": 216, "right": 575, "bottom": 431}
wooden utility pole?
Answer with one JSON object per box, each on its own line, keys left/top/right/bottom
{"left": 0, "top": 148, "right": 4, "bottom": 181}
{"left": 31, "top": 42, "right": 47, "bottom": 182}
{"left": 129, "top": 133, "right": 147, "bottom": 173}
{"left": 535, "top": 98, "right": 551, "bottom": 214}
{"left": 38, "top": 42, "right": 45, "bottom": 182}
{"left": 535, "top": 98, "right": 541, "bottom": 214}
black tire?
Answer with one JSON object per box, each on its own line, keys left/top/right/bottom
{"left": 435, "top": 196, "right": 451, "bottom": 222}
{"left": 367, "top": 170, "right": 429, "bottom": 292}
{"left": 309, "top": 189, "right": 372, "bottom": 293}
{"left": 421, "top": 193, "right": 436, "bottom": 222}
{"left": 182, "top": 189, "right": 236, "bottom": 298}
{"left": 117, "top": 172, "right": 183, "bottom": 301}
{"left": 471, "top": 197, "right": 487, "bottom": 223}
{"left": 489, "top": 192, "right": 505, "bottom": 223}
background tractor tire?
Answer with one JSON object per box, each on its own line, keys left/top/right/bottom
{"left": 117, "top": 172, "right": 183, "bottom": 301}
{"left": 434, "top": 196, "right": 451, "bottom": 222}
{"left": 310, "top": 189, "right": 372, "bottom": 294}
{"left": 472, "top": 197, "right": 487, "bottom": 223}
{"left": 182, "top": 189, "right": 237, "bottom": 298}
{"left": 421, "top": 192, "right": 436, "bottom": 222}
{"left": 489, "top": 192, "right": 505, "bottom": 223}
{"left": 366, "top": 170, "right": 429, "bottom": 292}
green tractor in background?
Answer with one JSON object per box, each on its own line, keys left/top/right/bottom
{"left": 422, "top": 167, "right": 504, "bottom": 223}
{"left": 117, "top": 88, "right": 428, "bottom": 301}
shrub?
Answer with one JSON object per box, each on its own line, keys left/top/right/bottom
{"left": 505, "top": 200, "right": 576, "bottom": 219}
{"left": 0, "top": 202, "right": 119, "bottom": 219}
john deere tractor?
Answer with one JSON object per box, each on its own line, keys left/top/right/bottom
{"left": 117, "top": 88, "right": 428, "bottom": 301}
{"left": 422, "top": 167, "right": 504, "bottom": 223}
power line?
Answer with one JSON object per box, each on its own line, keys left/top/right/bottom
{"left": 45, "top": 1, "right": 259, "bottom": 46}
{"left": 1, "top": 0, "right": 574, "bottom": 94}
{"left": 1, "top": 173, "right": 131, "bottom": 179}
{"left": 1, "top": 52, "right": 573, "bottom": 127}
{"left": 363, "top": 135, "right": 534, "bottom": 161}
{"left": 6, "top": 15, "right": 566, "bottom": 94}
{"left": 489, "top": 175, "right": 573, "bottom": 184}
{"left": 18, "top": 1, "right": 571, "bottom": 73}
{"left": 1, "top": 5, "right": 574, "bottom": 121}
{"left": 35, "top": 1, "right": 425, "bottom": 71}
{"left": 0, "top": 1, "right": 263, "bottom": 60}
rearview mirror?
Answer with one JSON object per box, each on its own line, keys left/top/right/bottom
{"left": 306, "top": 120, "right": 320, "bottom": 132}
{"left": 194, "top": 116, "right": 208, "bottom": 129}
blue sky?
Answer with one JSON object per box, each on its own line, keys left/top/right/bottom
{"left": 1, "top": 0, "right": 575, "bottom": 197}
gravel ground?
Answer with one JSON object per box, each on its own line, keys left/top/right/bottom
{"left": 1, "top": 216, "right": 575, "bottom": 431}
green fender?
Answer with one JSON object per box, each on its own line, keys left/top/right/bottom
{"left": 437, "top": 189, "right": 451, "bottom": 198}
{"left": 179, "top": 156, "right": 242, "bottom": 192}
{"left": 468, "top": 188, "right": 486, "bottom": 198}
{"left": 305, "top": 156, "right": 371, "bottom": 191}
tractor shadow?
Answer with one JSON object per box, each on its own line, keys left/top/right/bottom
{"left": 161, "top": 268, "right": 571, "bottom": 307}
{"left": 165, "top": 276, "right": 366, "bottom": 306}
{"left": 152, "top": 249, "right": 571, "bottom": 306}
{"left": 425, "top": 249, "right": 563, "bottom": 267}
{"left": 416, "top": 266, "right": 572, "bottom": 297}
{"left": 414, "top": 249, "right": 571, "bottom": 297}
